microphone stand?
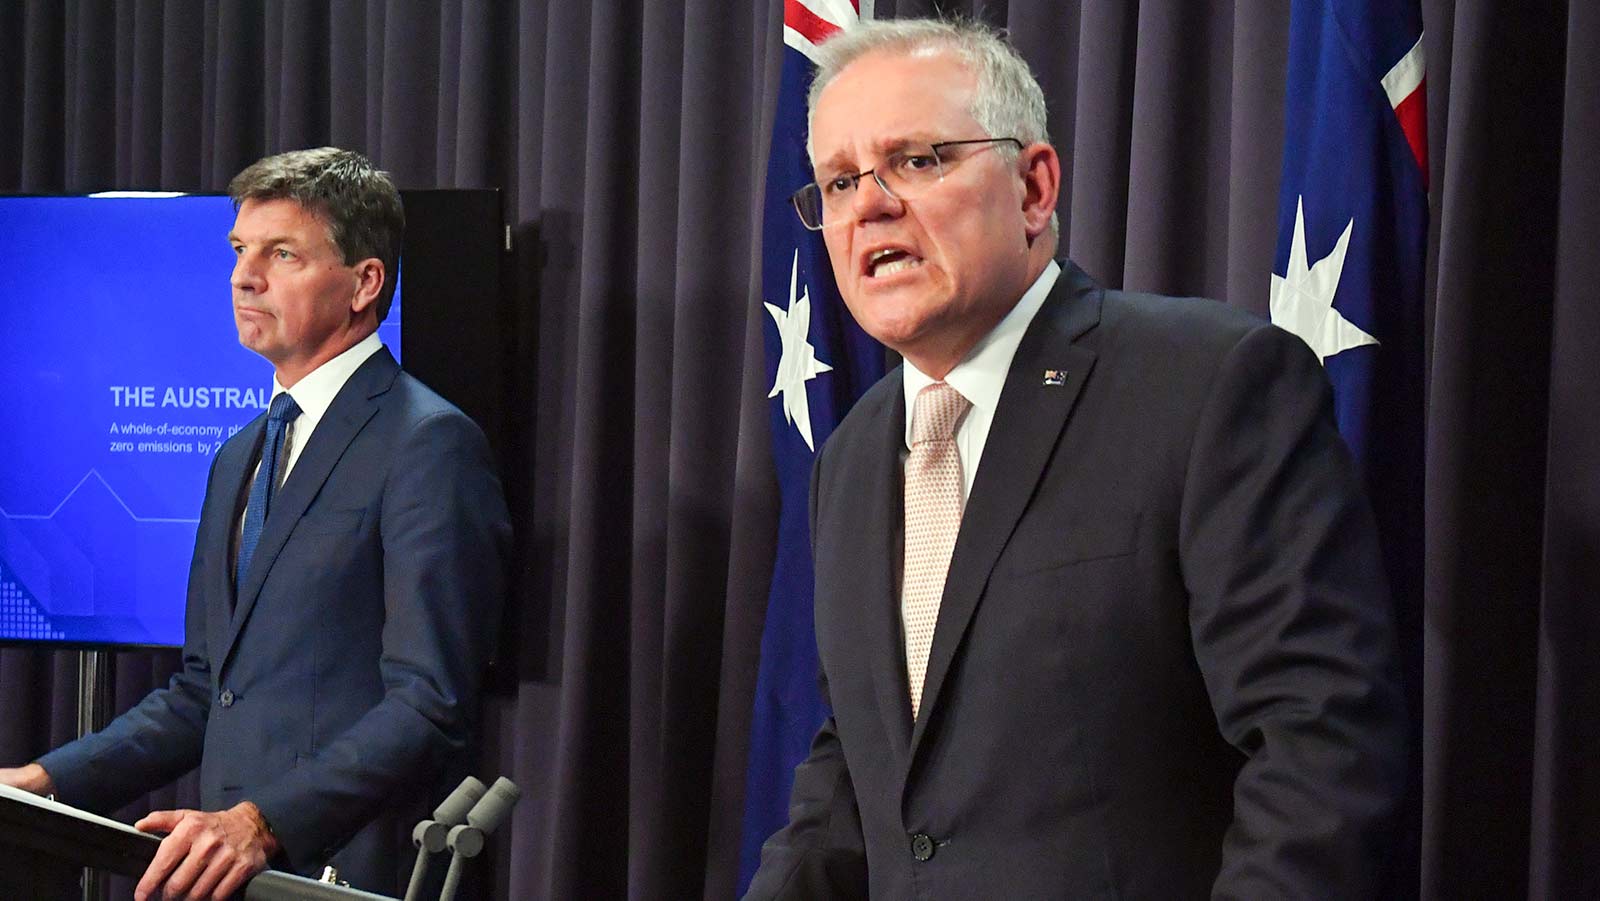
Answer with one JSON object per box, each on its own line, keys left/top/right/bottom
{"left": 438, "top": 777, "right": 521, "bottom": 901}
{"left": 402, "top": 776, "right": 486, "bottom": 901}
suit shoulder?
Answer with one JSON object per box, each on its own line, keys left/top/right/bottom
{"left": 389, "top": 370, "right": 462, "bottom": 413}
{"left": 385, "top": 371, "right": 483, "bottom": 431}
{"left": 818, "top": 366, "right": 900, "bottom": 461}
{"left": 1090, "top": 288, "right": 1303, "bottom": 376}
{"left": 1101, "top": 289, "right": 1264, "bottom": 345}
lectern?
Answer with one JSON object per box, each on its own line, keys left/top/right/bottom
{"left": 0, "top": 783, "right": 154, "bottom": 900}
{"left": 0, "top": 785, "right": 399, "bottom": 900}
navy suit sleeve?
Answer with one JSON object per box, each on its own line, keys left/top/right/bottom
{"left": 250, "top": 408, "right": 509, "bottom": 868}
{"left": 37, "top": 458, "right": 221, "bottom": 811}
{"left": 1178, "top": 323, "right": 1407, "bottom": 897}
{"left": 744, "top": 449, "right": 868, "bottom": 901}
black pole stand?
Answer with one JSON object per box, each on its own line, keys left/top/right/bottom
{"left": 76, "top": 649, "right": 112, "bottom": 901}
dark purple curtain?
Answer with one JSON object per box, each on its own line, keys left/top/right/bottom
{"left": 1419, "top": 2, "right": 1600, "bottom": 899}
{"left": 0, "top": 2, "right": 1593, "bottom": 898}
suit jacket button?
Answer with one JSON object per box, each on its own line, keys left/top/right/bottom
{"left": 219, "top": 689, "right": 235, "bottom": 708}
{"left": 909, "top": 832, "right": 935, "bottom": 861}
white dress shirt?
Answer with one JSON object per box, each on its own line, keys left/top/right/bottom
{"left": 236, "top": 332, "right": 385, "bottom": 547}
{"left": 902, "top": 260, "right": 1061, "bottom": 501}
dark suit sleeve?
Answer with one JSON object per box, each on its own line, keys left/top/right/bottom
{"left": 1178, "top": 323, "right": 1407, "bottom": 897}
{"left": 37, "top": 458, "right": 221, "bottom": 811}
{"left": 744, "top": 711, "right": 869, "bottom": 901}
{"left": 251, "top": 408, "right": 509, "bottom": 868}
{"left": 743, "top": 449, "right": 868, "bottom": 901}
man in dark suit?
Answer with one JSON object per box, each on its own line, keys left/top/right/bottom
{"left": 0, "top": 148, "right": 509, "bottom": 899}
{"left": 746, "top": 20, "right": 1407, "bottom": 899}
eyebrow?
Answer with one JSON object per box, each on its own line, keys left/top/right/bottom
{"left": 873, "top": 134, "right": 938, "bottom": 153}
{"left": 813, "top": 148, "right": 856, "bottom": 176}
{"left": 227, "top": 232, "right": 300, "bottom": 248}
{"left": 817, "top": 135, "right": 941, "bottom": 174}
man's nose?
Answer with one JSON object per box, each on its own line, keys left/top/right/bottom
{"left": 849, "top": 170, "right": 904, "bottom": 221}
{"left": 231, "top": 255, "right": 262, "bottom": 292}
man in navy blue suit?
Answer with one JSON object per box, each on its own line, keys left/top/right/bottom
{"left": 1, "top": 148, "right": 510, "bottom": 899}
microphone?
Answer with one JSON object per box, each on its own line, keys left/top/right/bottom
{"left": 402, "top": 776, "right": 486, "bottom": 901}
{"left": 438, "top": 777, "right": 521, "bottom": 901}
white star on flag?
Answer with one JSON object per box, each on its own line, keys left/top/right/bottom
{"left": 1270, "top": 195, "right": 1378, "bottom": 364}
{"left": 765, "top": 249, "right": 833, "bottom": 451}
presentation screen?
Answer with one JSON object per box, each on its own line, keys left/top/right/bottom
{"left": 0, "top": 194, "right": 403, "bottom": 647}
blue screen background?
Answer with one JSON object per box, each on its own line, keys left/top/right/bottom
{"left": 0, "top": 195, "right": 401, "bottom": 646}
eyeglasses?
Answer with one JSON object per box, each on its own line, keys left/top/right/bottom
{"left": 790, "top": 137, "right": 1023, "bottom": 231}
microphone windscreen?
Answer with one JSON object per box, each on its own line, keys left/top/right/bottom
{"left": 433, "top": 776, "right": 488, "bottom": 826}
{"left": 465, "top": 776, "right": 522, "bottom": 834}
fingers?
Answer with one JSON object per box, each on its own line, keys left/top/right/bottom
{"left": 213, "top": 858, "right": 259, "bottom": 900}
{"left": 162, "top": 822, "right": 223, "bottom": 899}
{"left": 135, "top": 808, "right": 187, "bottom": 833}
{"left": 135, "top": 820, "right": 194, "bottom": 901}
{"left": 179, "top": 845, "right": 235, "bottom": 901}
{"left": 133, "top": 807, "right": 272, "bottom": 901}
{"left": 0, "top": 763, "right": 56, "bottom": 795}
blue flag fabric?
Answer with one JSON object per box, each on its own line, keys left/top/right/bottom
{"left": 1273, "top": 0, "right": 1427, "bottom": 445}
{"left": 740, "top": 2, "right": 882, "bottom": 894}
{"left": 1274, "top": 0, "right": 1427, "bottom": 600}
{"left": 1273, "top": 1, "right": 1427, "bottom": 887}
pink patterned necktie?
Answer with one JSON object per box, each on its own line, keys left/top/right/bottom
{"left": 902, "top": 381, "right": 971, "bottom": 717}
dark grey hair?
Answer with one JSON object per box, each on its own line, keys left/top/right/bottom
{"left": 805, "top": 19, "right": 1050, "bottom": 164}
{"left": 228, "top": 147, "right": 405, "bottom": 322}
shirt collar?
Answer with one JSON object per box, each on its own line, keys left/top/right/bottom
{"left": 271, "top": 332, "right": 384, "bottom": 426}
{"left": 903, "top": 260, "right": 1061, "bottom": 449}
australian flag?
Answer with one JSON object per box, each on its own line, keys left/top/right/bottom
{"left": 1273, "top": 0, "right": 1428, "bottom": 890}
{"left": 740, "top": 0, "right": 882, "bottom": 894}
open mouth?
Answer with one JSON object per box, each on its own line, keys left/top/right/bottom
{"left": 866, "top": 247, "right": 924, "bottom": 278}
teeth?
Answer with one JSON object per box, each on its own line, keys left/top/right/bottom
{"left": 869, "top": 248, "right": 898, "bottom": 263}
{"left": 875, "top": 257, "right": 921, "bottom": 277}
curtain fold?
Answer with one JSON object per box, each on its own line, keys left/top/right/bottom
{"left": 1421, "top": 0, "right": 1563, "bottom": 895}
{"left": 1526, "top": 7, "right": 1600, "bottom": 897}
{"left": 1063, "top": 0, "right": 1139, "bottom": 285}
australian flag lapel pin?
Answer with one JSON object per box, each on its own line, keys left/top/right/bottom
{"left": 1042, "top": 369, "right": 1068, "bottom": 387}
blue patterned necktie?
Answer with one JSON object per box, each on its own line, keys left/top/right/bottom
{"left": 235, "top": 393, "right": 302, "bottom": 590}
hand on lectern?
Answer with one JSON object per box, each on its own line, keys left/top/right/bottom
{"left": 132, "top": 801, "right": 280, "bottom": 901}
{"left": 0, "top": 762, "right": 54, "bottom": 795}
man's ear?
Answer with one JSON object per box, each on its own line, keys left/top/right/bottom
{"left": 1018, "top": 142, "right": 1062, "bottom": 238}
{"left": 349, "top": 258, "right": 385, "bottom": 315}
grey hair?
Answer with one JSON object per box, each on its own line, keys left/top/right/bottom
{"left": 804, "top": 18, "right": 1050, "bottom": 165}
{"left": 804, "top": 18, "right": 1058, "bottom": 237}
{"left": 228, "top": 147, "right": 405, "bottom": 322}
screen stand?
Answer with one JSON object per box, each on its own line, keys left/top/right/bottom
{"left": 76, "top": 649, "right": 113, "bottom": 901}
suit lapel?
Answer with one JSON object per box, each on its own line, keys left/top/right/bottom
{"left": 205, "top": 421, "right": 264, "bottom": 675}
{"left": 860, "top": 383, "right": 914, "bottom": 759}
{"left": 908, "top": 266, "right": 1104, "bottom": 756}
{"left": 221, "top": 350, "right": 399, "bottom": 668}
